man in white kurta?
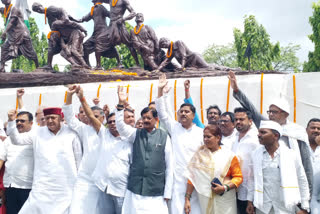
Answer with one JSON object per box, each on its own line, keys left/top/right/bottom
{"left": 155, "top": 74, "right": 203, "bottom": 214}
{"left": 219, "top": 112, "right": 237, "bottom": 150}
{"left": 63, "top": 88, "right": 106, "bottom": 214}
{"left": 247, "top": 120, "right": 309, "bottom": 214}
{"left": 6, "top": 107, "right": 82, "bottom": 214}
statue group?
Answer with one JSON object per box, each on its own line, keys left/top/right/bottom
{"left": 0, "top": 0, "right": 209, "bottom": 73}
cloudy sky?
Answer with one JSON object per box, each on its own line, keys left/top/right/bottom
{"left": 8, "top": 0, "right": 318, "bottom": 68}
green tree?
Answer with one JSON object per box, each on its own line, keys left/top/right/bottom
{"left": 273, "top": 43, "right": 301, "bottom": 72}
{"left": 202, "top": 43, "right": 238, "bottom": 68}
{"left": 101, "top": 22, "right": 143, "bottom": 69}
{"left": 11, "top": 17, "right": 48, "bottom": 72}
{"left": 233, "top": 15, "right": 280, "bottom": 71}
{"left": 303, "top": 1, "right": 320, "bottom": 72}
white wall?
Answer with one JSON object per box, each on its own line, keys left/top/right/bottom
{"left": 0, "top": 72, "right": 319, "bottom": 128}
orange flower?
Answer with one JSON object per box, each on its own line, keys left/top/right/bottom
{"left": 91, "top": 2, "right": 102, "bottom": 16}
{"left": 134, "top": 24, "right": 144, "bottom": 35}
{"left": 112, "top": 0, "right": 119, "bottom": 7}
{"left": 47, "top": 31, "right": 60, "bottom": 39}
{"left": 4, "top": 4, "right": 12, "bottom": 18}
{"left": 166, "top": 41, "right": 173, "bottom": 58}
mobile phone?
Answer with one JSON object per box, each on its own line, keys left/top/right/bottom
{"left": 211, "top": 177, "right": 222, "bottom": 187}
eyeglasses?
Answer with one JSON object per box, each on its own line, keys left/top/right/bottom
{"left": 107, "top": 120, "right": 116, "bottom": 124}
{"left": 267, "top": 110, "right": 281, "bottom": 115}
{"left": 218, "top": 120, "right": 231, "bottom": 124}
{"left": 16, "top": 119, "right": 28, "bottom": 123}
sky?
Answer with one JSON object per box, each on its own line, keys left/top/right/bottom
{"left": 4, "top": 0, "right": 317, "bottom": 69}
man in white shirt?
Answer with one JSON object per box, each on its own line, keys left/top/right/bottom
{"left": 306, "top": 118, "right": 320, "bottom": 213}
{"left": 155, "top": 74, "right": 203, "bottom": 214}
{"left": 6, "top": 107, "right": 82, "bottom": 214}
{"left": 116, "top": 86, "right": 173, "bottom": 214}
{"left": 232, "top": 107, "right": 259, "bottom": 214}
{"left": 219, "top": 111, "right": 237, "bottom": 150}
{"left": 0, "top": 111, "right": 34, "bottom": 214}
{"left": 63, "top": 85, "right": 106, "bottom": 214}
{"left": 247, "top": 120, "right": 309, "bottom": 214}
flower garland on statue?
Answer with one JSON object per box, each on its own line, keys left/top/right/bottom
{"left": 166, "top": 41, "right": 173, "bottom": 58}
{"left": 134, "top": 24, "right": 144, "bottom": 35}
{"left": 4, "top": 4, "right": 12, "bottom": 18}
{"left": 112, "top": 0, "right": 119, "bottom": 7}
{"left": 91, "top": 2, "right": 102, "bottom": 16}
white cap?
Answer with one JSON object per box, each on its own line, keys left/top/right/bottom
{"left": 269, "top": 98, "right": 290, "bottom": 114}
{"left": 260, "top": 120, "right": 282, "bottom": 136}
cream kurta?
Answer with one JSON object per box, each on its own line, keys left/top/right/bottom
{"left": 7, "top": 121, "right": 81, "bottom": 214}
{"left": 63, "top": 104, "right": 106, "bottom": 214}
{"left": 156, "top": 95, "right": 203, "bottom": 214}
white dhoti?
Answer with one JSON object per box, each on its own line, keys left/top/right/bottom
{"left": 122, "top": 190, "right": 169, "bottom": 214}
{"left": 69, "top": 174, "right": 106, "bottom": 214}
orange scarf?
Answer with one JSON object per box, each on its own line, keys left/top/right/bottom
{"left": 134, "top": 24, "right": 144, "bottom": 35}
{"left": 90, "top": 2, "right": 102, "bottom": 16}
{"left": 47, "top": 31, "right": 60, "bottom": 39}
{"left": 4, "top": 4, "right": 12, "bottom": 18}
{"left": 44, "top": 8, "right": 47, "bottom": 24}
{"left": 166, "top": 41, "right": 173, "bottom": 58}
{"left": 112, "top": 0, "right": 118, "bottom": 7}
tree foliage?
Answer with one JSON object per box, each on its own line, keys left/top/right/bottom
{"left": 101, "top": 22, "right": 143, "bottom": 69}
{"left": 202, "top": 43, "right": 238, "bottom": 68}
{"left": 11, "top": 17, "right": 48, "bottom": 72}
{"left": 233, "top": 15, "right": 280, "bottom": 71}
{"left": 303, "top": 1, "right": 320, "bottom": 72}
{"left": 273, "top": 43, "right": 301, "bottom": 72}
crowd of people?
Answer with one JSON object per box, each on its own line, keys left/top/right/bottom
{"left": 0, "top": 71, "right": 319, "bottom": 214}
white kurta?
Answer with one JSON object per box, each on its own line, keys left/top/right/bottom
{"left": 7, "top": 121, "right": 81, "bottom": 214}
{"left": 221, "top": 129, "right": 237, "bottom": 150}
{"left": 63, "top": 104, "right": 106, "bottom": 214}
{"left": 231, "top": 125, "right": 259, "bottom": 201}
{"left": 115, "top": 109, "right": 174, "bottom": 214}
{"left": 155, "top": 95, "right": 203, "bottom": 214}
{"left": 310, "top": 146, "right": 320, "bottom": 213}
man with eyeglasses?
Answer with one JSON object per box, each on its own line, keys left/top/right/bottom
{"left": 0, "top": 111, "right": 34, "bottom": 214}
{"left": 218, "top": 112, "right": 237, "bottom": 150}
{"left": 228, "top": 71, "right": 313, "bottom": 210}
{"left": 63, "top": 85, "right": 108, "bottom": 214}
{"left": 6, "top": 107, "right": 82, "bottom": 214}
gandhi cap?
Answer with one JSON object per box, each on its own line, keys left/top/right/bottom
{"left": 260, "top": 120, "right": 282, "bottom": 136}
{"left": 43, "top": 107, "right": 62, "bottom": 116}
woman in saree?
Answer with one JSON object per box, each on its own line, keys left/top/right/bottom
{"left": 184, "top": 124, "right": 243, "bottom": 214}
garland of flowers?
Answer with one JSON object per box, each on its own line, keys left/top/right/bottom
{"left": 134, "top": 24, "right": 144, "bottom": 35}
{"left": 91, "top": 2, "right": 102, "bottom": 16}
{"left": 166, "top": 41, "right": 173, "bottom": 58}
{"left": 4, "top": 4, "right": 12, "bottom": 18}
{"left": 47, "top": 31, "right": 60, "bottom": 39}
{"left": 112, "top": 0, "right": 119, "bottom": 7}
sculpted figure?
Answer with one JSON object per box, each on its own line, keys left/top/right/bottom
{"left": 157, "top": 37, "right": 209, "bottom": 72}
{"left": 73, "top": 0, "right": 121, "bottom": 70}
{"left": 130, "top": 13, "right": 159, "bottom": 71}
{"left": 103, "top": 0, "right": 140, "bottom": 66}
{"left": 32, "top": 2, "right": 89, "bottom": 70}
{"left": 0, "top": 0, "right": 39, "bottom": 72}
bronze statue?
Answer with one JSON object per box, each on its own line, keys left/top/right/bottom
{"left": 0, "top": 0, "right": 39, "bottom": 72}
{"left": 32, "top": 2, "right": 89, "bottom": 70}
{"left": 157, "top": 37, "right": 209, "bottom": 72}
{"left": 73, "top": 0, "right": 121, "bottom": 70}
{"left": 102, "top": 0, "right": 140, "bottom": 66}
{"left": 130, "top": 13, "right": 159, "bottom": 71}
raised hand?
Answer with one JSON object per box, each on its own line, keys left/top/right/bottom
{"left": 8, "top": 109, "right": 17, "bottom": 121}
{"left": 67, "top": 85, "right": 77, "bottom": 95}
{"left": 16, "top": 89, "right": 25, "bottom": 98}
{"left": 228, "top": 71, "right": 239, "bottom": 92}
{"left": 93, "top": 97, "right": 100, "bottom": 106}
{"left": 76, "top": 85, "right": 84, "bottom": 100}
{"left": 158, "top": 73, "right": 168, "bottom": 90}
{"left": 163, "top": 83, "right": 171, "bottom": 94}
{"left": 184, "top": 80, "right": 190, "bottom": 90}
{"left": 117, "top": 85, "right": 127, "bottom": 105}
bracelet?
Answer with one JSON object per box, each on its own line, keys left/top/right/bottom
{"left": 80, "top": 97, "right": 86, "bottom": 102}
{"left": 185, "top": 88, "right": 189, "bottom": 91}
{"left": 224, "top": 184, "right": 230, "bottom": 191}
{"left": 185, "top": 193, "right": 192, "bottom": 199}
{"left": 223, "top": 185, "right": 227, "bottom": 192}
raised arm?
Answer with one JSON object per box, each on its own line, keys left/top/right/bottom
{"left": 16, "top": 88, "right": 25, "bottom": 110}
{"left": 115, "top": 86, "right": 136, "bottom": 142}
{"left": 123, "top": 0, "right": 136, "bottom": 21}
{"left": 183, "top": 80, "right": 204, "bottom": 128}
{"left": 7, "top": 110, "right": 34, "bottom": 145}
{"left": 228, "top": 71, "right": 266, "bottom": 128}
